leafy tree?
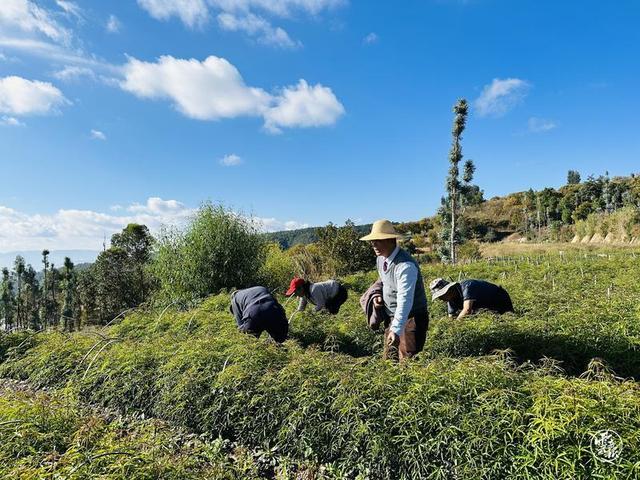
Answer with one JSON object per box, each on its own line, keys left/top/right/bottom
{"left": 316, "top": 220, "right": 375, "bottom": 276}
{"left": 0, "top": 268, "right": 15, "bottom": 330}
{"left": 111, "top": 223, "right": 153, "bottom": 301}
{"left": 13, "top": 256, "right": 25, "bottom": 329}
{"left": 22, "top": 265, "right": 40, "bottom": 329}
{"left": 90, "top": 247, "right": 135, "bottom": 324}
{"left": 567, "top": 170, "right": 581, "bottom": 185}
{"left": 61, "top": 257, "right": 78, "bottom": 331}
{"left": 152, "top": 203, "right": 266, "bottom": 304}
{"left": 39, "top": 250, "right": 51, "bottom": 327}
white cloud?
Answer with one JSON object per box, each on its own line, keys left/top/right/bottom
{"left": 120, "top": 55, "right": 344, "bottom": 132}
{"left": 138, "top": 0, "right": 345, "bottom": 47}
{"left": 0, "top": 197, "right": 309, "bottom": 251}
{"left": 90, "top": 129, "right": 106, "bottom": 140}
{"left": 0, "top": 75, "right": 68, "bottom": 116}
{"left": 255, "top": 217, "right": 309, "bottom": 232}
{"left": 106, "top": 14, "right": 121, "bottom": 33}
{"left": 53, "top": 65, "right": 96, "bottom": 81}
{"left": 127, "top": 197, "right": 190, "bottom": 215}
{"left": 217, "top": 12, "right": 299, "bottom": 48}
{"left": 362, "top": 32, "right": 378, "bottom": 45}
{"left": 121, "top": 55, "right": 271, "bottom": 120}
{"left": 528, "top": 117, "right": 556, "bottom": 133}
{"left": 264, "top": 79, "right": 344, "bottom": 133}
{"left": 474, "top": 78, "right": 530, "bottom": 117}
{"left": 55, "top": 1, "right": 83, "bottom": 21}
{"left": 0, "top": 0, "right": 72, "bottom": 44}
{"left": 0, "top": 197, "right": 196, "bottom": 251}
{"left": 0, "top": 115, "right": 25, "bottom": 126}
{"left": 220, "top": 153, "right": 243, "bottom": 166}
{"left": 209, "top": 0, "right": 345, "bottom": 17}
{"left": 137, "top": 0, "right": 209, "bottom": 27}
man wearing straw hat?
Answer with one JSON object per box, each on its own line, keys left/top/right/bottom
{"left": 360, "top": 219, "right": 429, "bottom": 361}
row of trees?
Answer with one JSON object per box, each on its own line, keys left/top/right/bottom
{"left": 0, "top": 224, "right": 154, "bottom": 331}
{"left": 0, "top": 205, "right": 376, "bottom": 331}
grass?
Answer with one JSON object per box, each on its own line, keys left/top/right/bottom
{"left": 0, "top": 380, "right": 298, "bottom": 479}
{"left": 1, "top": 246, "right": 640, "bottom": 478}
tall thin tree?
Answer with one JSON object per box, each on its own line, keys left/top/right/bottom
{"left": 14, "top": 256, "right": 25, "bottom": 329}
{"left": 446, "top": 98, "right": 469, "bottom": 264}
{"left": 40, "top": 250, "right": 50, "bottom": 327}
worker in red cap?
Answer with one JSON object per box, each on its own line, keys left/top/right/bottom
{"left": 286, "top": 277, "right": 348, "bottom": 316}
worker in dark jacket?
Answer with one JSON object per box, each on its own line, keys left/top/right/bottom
{"left": 230, "top": 286, "right": 288, "bottom": 342}
{"left": 430, "top": 278, "right": 514, "bottom": 320}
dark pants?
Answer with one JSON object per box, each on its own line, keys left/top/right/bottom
{"left": 383, "top": 308, "right": 429, "bottom": 361}
{"left": 239, "top": 299, "right": 288, "bottom": 343}
{"left": 325, "top": 284, "right": 348, "bottom": 314}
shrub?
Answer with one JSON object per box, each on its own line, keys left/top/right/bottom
{"left": 458, "top": 241, "right": 482, "bottom": 261}
{"left": 316, "top": 221, "right": 375, "bottom": 277}
{"left": 151, "top": 203, "right": 265, "bottom": 304}
{"left": 259, "top": 243, "right": 297, "bottom": 293}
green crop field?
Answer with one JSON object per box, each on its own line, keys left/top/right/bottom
{"left": 2, "top": 247, "right": 640, "bottom": 479}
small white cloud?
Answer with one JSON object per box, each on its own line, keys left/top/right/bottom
{"left": 53, "top": 65, "right": 96, "bottom": 81}
{"left": 137, "top": 0, "right": 209, "bottom": 28}
{"left": 474, "top": 77, "right": 530, "bottom": 117}
{"left": 55, "top": 1, "right": 83, "bottom": 21}
{"left": 264, "top": 79, "right": 345, "bottom": 134}
{"left": 528, "top": 117, "right": 556, "bottom": 133}
{"left": 127, "top": 197, "right": 189, "bottom": 215}
{"left": 255, "top": 217, "right": 309, "bottom": 232}
{"left": 109, "top": 204, "right": 123, "bottom": 211}
{"left": 0, "top": 75, "right": 68, "bottom": 116}
{"left": 363, "top": 32, "right": 378, "bottom": 45}
{"left": 90, "top": 129, "right": 106, "bottom": 140}
{"left": 0, "top": 115, "right": 25, "bottom": 126}
{"left": 220, "top": 153, "right": 243, "bottom": 166}
{"left": 106, "top": 14, "right": 121, "bottom": 33}
{"left": 217, "top": 12, "right": 300, "bottom": 49}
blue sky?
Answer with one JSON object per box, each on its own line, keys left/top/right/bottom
{"left": 1, "top": 0, "right": 639, "bottom": 252}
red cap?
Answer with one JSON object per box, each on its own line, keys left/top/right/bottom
{"left": 285, "top": 277, "right": 305, "bottom": 296}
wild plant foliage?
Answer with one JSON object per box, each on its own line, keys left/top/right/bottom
{"left": 151, "top": 203, "right": 266, "bottom": 304}
{"left": 2, "top": 249, "right": 640, "bottom": 479}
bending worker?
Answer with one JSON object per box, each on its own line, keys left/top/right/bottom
{"left": 230, "top": 286, "right": 288, "bottom": 342}
{"left": 286, "top": 277, "right": 348, "bottom": 315}
{"left": 360, "top": 219, "right": 429, "bottom": 361}
{"left": 430, "top": 278, "right": 514, "bottom": 320}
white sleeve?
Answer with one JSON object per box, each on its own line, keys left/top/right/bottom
{"left": 389, "top": 263, "right": 418, "bottom": 335}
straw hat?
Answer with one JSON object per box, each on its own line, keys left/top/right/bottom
{"left": 359, "top": 219, "right": 402, "bottom": 241}
{"left": 429, "top": 278, "right": 458, "bottom": 300}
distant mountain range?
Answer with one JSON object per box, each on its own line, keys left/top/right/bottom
{"left": 265, "top": 224, "right": 373, "bottom": 249}
{"left": 0, "top": 250, "right": 100, "bottom": 270}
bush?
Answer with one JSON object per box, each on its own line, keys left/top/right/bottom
{"left": 316, "top": 221, "right": 375, "bottom": 277}
{"left": 458, "top": 241, "right": 482, "bottom": 261}
{"left": 151, "top": 203, "right": 266, "bottom": 304}
{"left": 259, "top": 243, "right": 297, "bottom": 293}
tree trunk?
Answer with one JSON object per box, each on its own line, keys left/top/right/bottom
{"left": 450, "top": 187, "right": 457, "bottom": 264}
